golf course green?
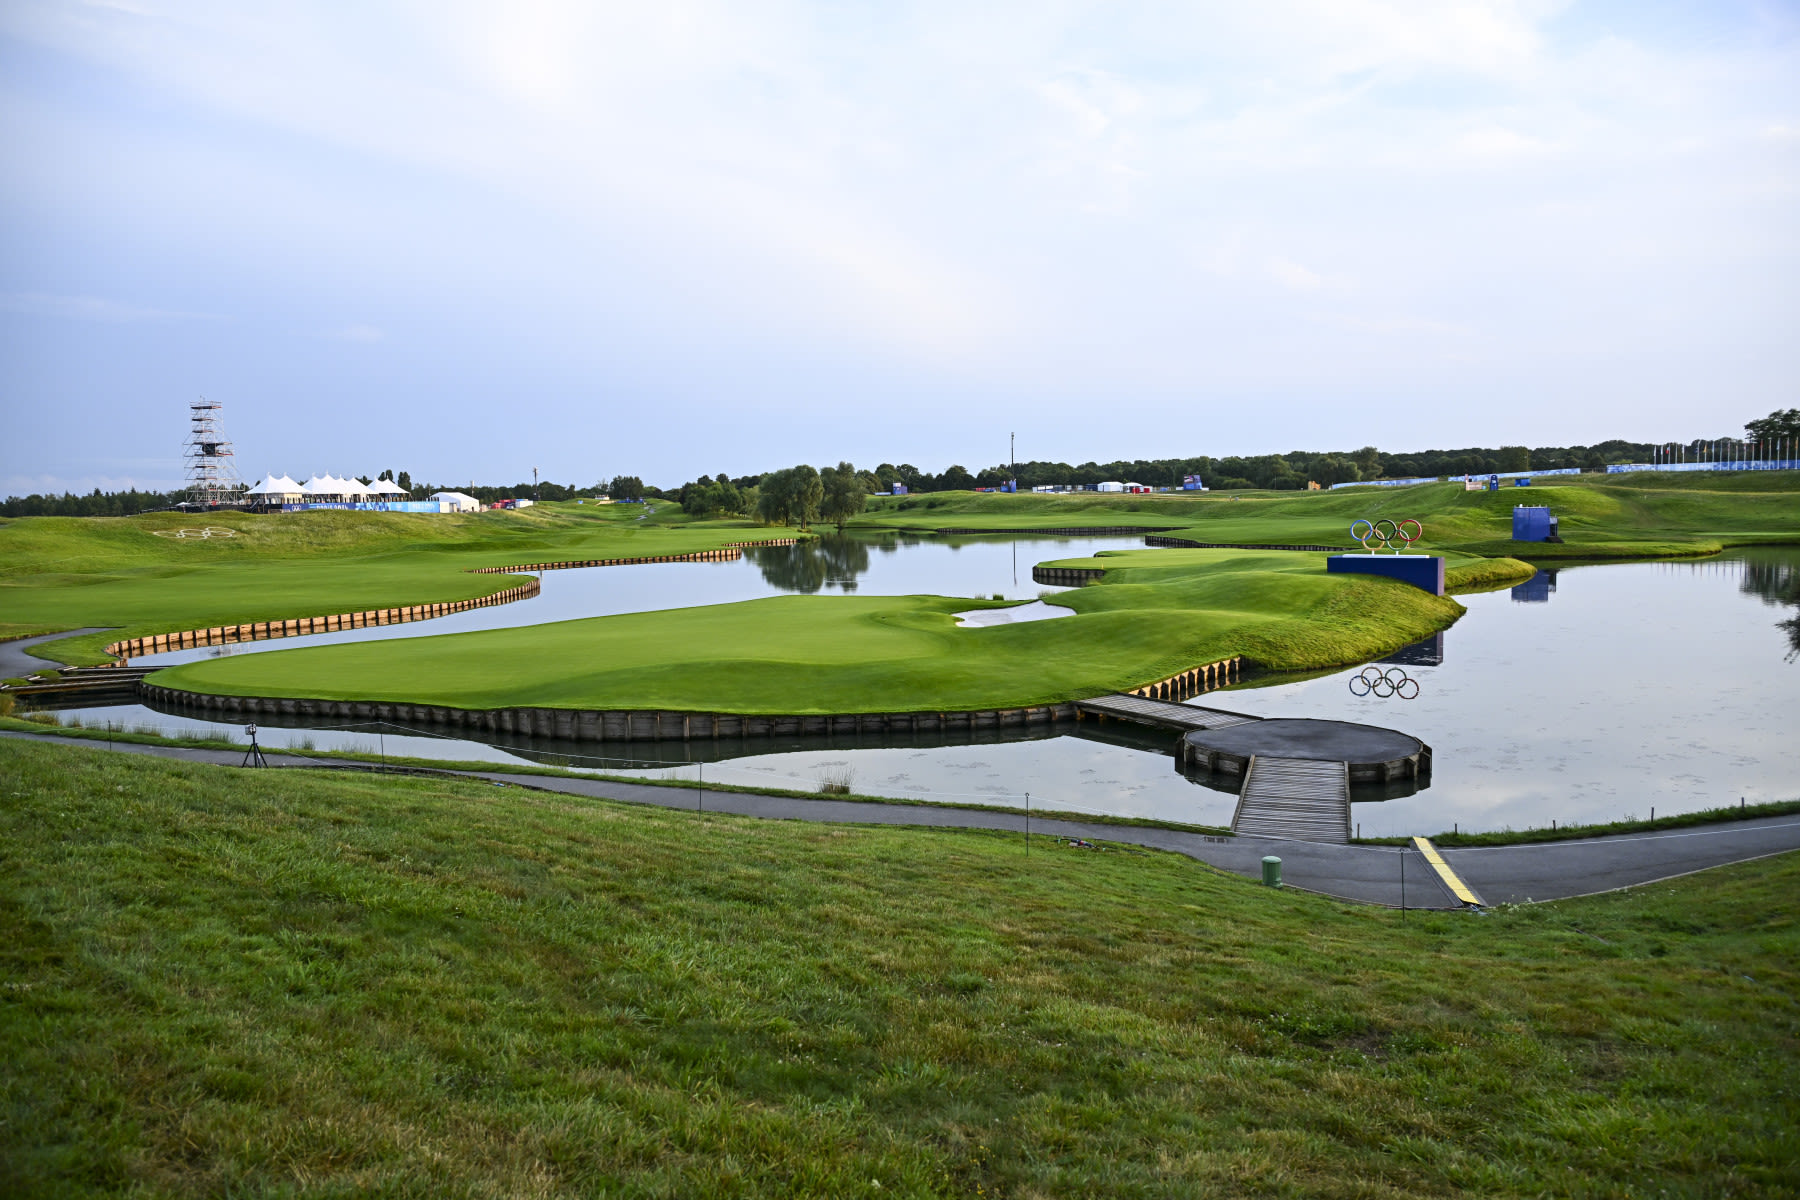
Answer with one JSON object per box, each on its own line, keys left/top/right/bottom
{"left": 6, "top": 472, "right": 1799, "bottom": 714}
{"left": 0, "top": 502, "right": 797, "bottom": 665}
{"left": 147, "top": 550, "right": 1469, "bottom": 713}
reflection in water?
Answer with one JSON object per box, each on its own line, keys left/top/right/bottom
{"left": 1510, "top": 568, "right": 1558, "bottom": 603}
{"left": 743, "top": 535, "right": 875, "bottom": 593}
{"left": 1740, "top": 557, "right": 1800, "bottom": 661}
{"left": 1380, "top": 632, "right": 1444, "bottom": 667}
{"left": 1657, "top": 554, "right": 1800, "bottom": 663}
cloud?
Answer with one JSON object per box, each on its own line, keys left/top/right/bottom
{"left": 0, "top": 0, "right": 1795, "bottom": 486}
{"left": 1454, "top": 125, "right": 1557, "bottom": 161}
{"left": 1268, "top": 258, "right": 1329, "bottom": 292}
{"left": 0, "top": 292, "right": 220, "bottom": 322}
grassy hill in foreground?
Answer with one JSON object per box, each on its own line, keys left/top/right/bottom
{"left": 2, "top": 740, "right": 1794, "bottom": 1198}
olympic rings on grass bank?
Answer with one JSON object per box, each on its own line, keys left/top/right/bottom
{"left": 1348, "top": 665, "right": 1420, "bottom": 700}
{"left": 1350, "top": 518, "right": 1423, "bottom": 552}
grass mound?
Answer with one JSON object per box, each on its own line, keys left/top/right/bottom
{"left": 859, "top": 475, "right": 1800, "bottom": 559}
{"left": 0, "top": 508, "right": 800, "bottom": 665}
{"left": 150, "top": 550, "right": 1463, "bottom": 712}
{"left": 2, "top": 740, "right": 1794, "bottom": 1197}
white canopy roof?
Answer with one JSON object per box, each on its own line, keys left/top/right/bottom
{"left": 365, "top": 477, "right": 408, "bottom": 495}
{"left": 245, "top": 473, "right": 303, "bottom": 496}
{"left": 298, "top": 474, "right": 371, "bottom": 496}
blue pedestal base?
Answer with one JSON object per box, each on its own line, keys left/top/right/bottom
{"left": 1327, "top": 554, "right": 1446, "bottom": 596}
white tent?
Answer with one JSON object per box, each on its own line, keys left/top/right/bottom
{"left": 365, "top": 477, "right": 408, "bottom": 496}
{"left": 245, "top": 473, "right": 304, "bottom": 500}
{"left": 430, "top": 491, "right": 481, "bottom": 513}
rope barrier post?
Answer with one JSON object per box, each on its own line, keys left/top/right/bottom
{"left": 698, "top": 761, "right": 703, "bottom": 814}
{"left": 1025, "top": 791, "right": 1030, "bottom": 857}
{"left": 1400, "top": 847, "right": 1406, "bottom": 919}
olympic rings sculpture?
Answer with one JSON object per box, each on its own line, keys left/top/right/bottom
{"left": 1350, "top": 518, "right": 1422, "bottom": 553}
{"left": 1348, "top": 665, "right": 1420, "bottom": 700}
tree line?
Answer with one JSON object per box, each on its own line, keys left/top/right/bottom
{"left": 8, "top": 409, "right": 1792, "bottom": 517}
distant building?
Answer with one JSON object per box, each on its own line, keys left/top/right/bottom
{"left": 431, "top": 491, "right": 481, "bottom": 512}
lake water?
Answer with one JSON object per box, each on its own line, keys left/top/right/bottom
{"left": 47, "top": 539, "right": 1800, "bottom": 836}
{"left": 129, "top": 532, "right": 1133, "bottom": 666}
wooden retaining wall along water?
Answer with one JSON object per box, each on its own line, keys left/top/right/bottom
{"left": 139, "top": 682, "right": 1082, "bottom": 740}
{"left": 466, "top": 540, "right": 804, "bottom": 574}
{"left": 142, "top": 656, "right": 1251, "bottom": 743}
{"left": 103, "top": 579, "right": 541, "bottom": 661}
{"left": 469, "top": 549, "right": 743, "bottom": 573}
{"left": 1031, "top": 565, "right": 1107, "bottom": 586}
{"left": 1121, "top": 657, "right": 1244, "bottom": 702}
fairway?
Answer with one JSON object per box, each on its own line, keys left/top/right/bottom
{"left": 6, "top": 474, "right": 1798, "bottom": 714}
{"left": 3, "top": 739, "right": 1793, "bottom": 1197}
{"left": 860, "top": 473, "right": 1800, "bottom": 558}
{"left": 149, "top": 550, "right": 1466, "bottom": 713}
{"left": 0, "top": 503, "right": 800, "bottom": 665}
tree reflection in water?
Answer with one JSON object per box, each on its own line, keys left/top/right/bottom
{"left": 744, "top": 535, "right": 874, "bottom": 594}
{"left": 1740, "top": 558, "right": 1800, "bottom": 661}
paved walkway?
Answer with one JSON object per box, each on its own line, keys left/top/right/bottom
{"left": 6, "top": 730, "right": 1797, "bottom": 909}
{"left": 0, "top": 629, "right": 109, "bottom": 676}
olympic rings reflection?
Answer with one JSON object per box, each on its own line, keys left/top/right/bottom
{"left": 1348, "top": 665, "right": 1420, "bottom": 700}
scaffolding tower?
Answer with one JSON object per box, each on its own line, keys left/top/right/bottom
{"left": 182, "top": 399, "right": 241, "bottom": 507}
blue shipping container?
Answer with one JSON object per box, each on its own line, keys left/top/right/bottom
{"left": 1512, "top": 506, "right": 1553, "bottom": 541}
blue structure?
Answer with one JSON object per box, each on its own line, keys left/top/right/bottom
{"left": 1511, "top": 568, "right": 1557, "bottom": 603}
{"left": 891, "top": 482, "right": 908, "bottom": 495}
{"left": 1512, "top": 506, "right": 1557, "bottom": 542}
{"left": 1326, "top": 554, "right": 1445, "bottom": 596}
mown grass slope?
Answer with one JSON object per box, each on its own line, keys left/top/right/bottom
{"left": 0, "top": 504, "right": 795, "bottom": 664}
{"left": 859, "top": 473, "right": 1800, "bottom": 559}
{"left": 2, "top": 740, "right": 1794, "bottom": 1198}
{"left": 150, "top": 550, "right": 1464, "bottom": 712}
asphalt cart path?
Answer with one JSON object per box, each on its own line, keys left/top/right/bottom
{"left": 0, "top": 629, "right": 111, "bottom": 676}
{"left": 5, "top": 731, "right": 1797, "bottom": 909}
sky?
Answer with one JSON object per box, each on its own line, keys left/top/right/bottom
{"left": 1, "top": 1, "right": 1796, "bottom": 494}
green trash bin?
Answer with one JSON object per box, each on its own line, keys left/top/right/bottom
{"left": 1261, "top": 856, "right": 1282, "bottom": 888}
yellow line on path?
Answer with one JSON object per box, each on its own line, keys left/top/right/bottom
{"left": 1412, "top": 836, "right": 1486, "bottom": 907}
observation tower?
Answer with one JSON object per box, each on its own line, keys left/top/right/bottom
{"left": 182, "top": 399, "right": 241, "bottom": 507}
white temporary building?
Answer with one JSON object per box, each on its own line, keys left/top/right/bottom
{"left": 365, "top": 477, "right": 409, "bottom": 496}
{"left": 1096, "top": 481, "right": 1126, "bottom": 493}
{"left": 245, "top": 473, "right": 305, "bottom": 501}
{"left": 298, "top": 474, "right": 374, "bottom": 501}
{"left": 431, "top": 491, "right": 481, "bottom": 513}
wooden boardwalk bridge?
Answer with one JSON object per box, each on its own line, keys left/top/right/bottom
{"left": 1230, "top": 756, "right": 1352, "bottom": 843}
{"left": 1076, "top": 692, "right": 1425, "bottom": 844}
{"left": 1074, "top": 694, "right": 1259, "bottom": 732}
